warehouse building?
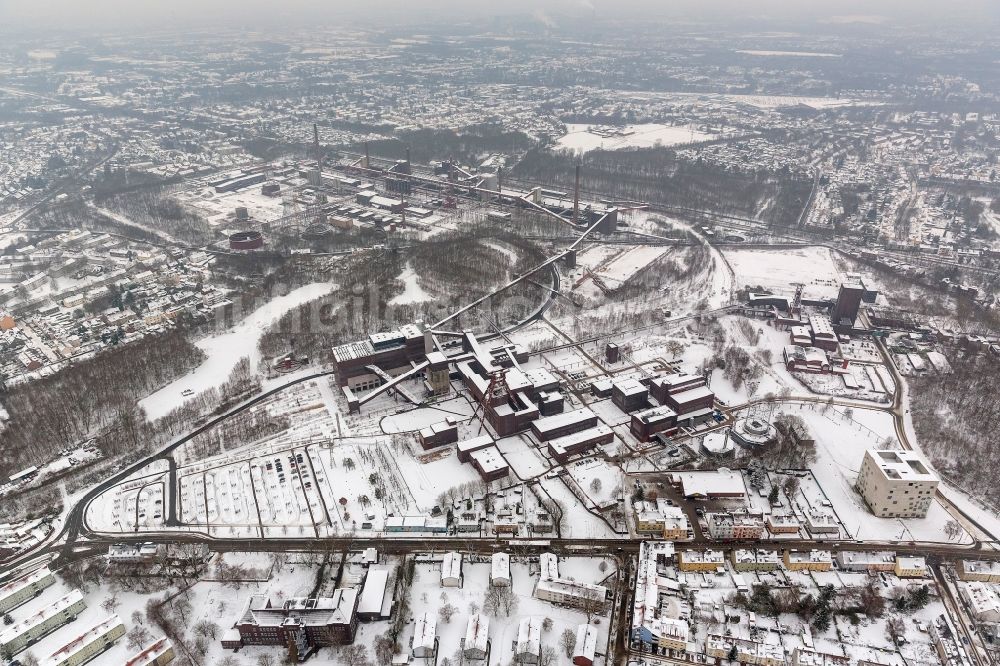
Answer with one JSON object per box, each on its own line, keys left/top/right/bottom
{"left": 547, "top": 424, "right": 614, "bottom": 462}
{"left": 530, "top": 408, "right": 598, "bottom": 442}
{"left": 630, "top": 405, "right": 678, "bottom": 441}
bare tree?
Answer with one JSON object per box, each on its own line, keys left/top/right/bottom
{"left": 126, "top": 625, "right": 152, "bottom": 651}
{"left": 560, "top": 628, "right": 577, "bottom": 657}
{"left": 439, "top": 603, "right": 458, "bottom": 623}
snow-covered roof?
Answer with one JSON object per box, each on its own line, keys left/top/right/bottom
{"left": 42, "top": 615, "right": 124, "bottom": 666}
{"left": 516, "top": 617, "right": 541, "bottom": 657}
{"left": 491, "top": 552, "right": 511, "bottom": 581}
{"left": 464, "top": 614, "right": 490, "bottom": 653}
{"left": 413, "top": 612, "right": 437, "bottom": 650}
{"left": 441, "top": 552, "right": 463, "bottom": 582}
{"left": 358, "top": 568, "right": 390, "bottom": 616}
{"left": 575, "top": 624, "right": 598, "bottom": 661}
{"left": 539, "top": 552, "right": 559, "bottom": 580}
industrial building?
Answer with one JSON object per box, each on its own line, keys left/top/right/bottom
{"left": 546, "top": 424, "right": 614, "bottom": 462}
{"left": 418, "top": 418, "right": 458, "bottom": 450}
{"left": 332, "top": 323, "right": 428, "bottom": 390}
{"left": 531, "top": 407, "right": 598, "bottom": 441}
{"left": 630, "top": 405, "right": 678, "bottom": 442}
{"left": 612, "top": 377, "right": 648, "bottom": 412}
{"left": 856, "top": 449, "right": 938, "bottom": 518}
{"left": 469, "top": 446, "right": 510, "bottom": 482}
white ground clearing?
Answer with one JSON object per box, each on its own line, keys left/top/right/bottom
{"left": 556, "top": 123, "right": 717, "bottom": 154}
{"left": 723, "top": 245, "right": 844, "bottom": 300}
{"left": 389, "top": 261, "right": 432, "bottom": 305}
{"left": 139, "top": 282, "right": 335, "bottom": 420}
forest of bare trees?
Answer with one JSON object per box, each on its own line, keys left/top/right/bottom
{"left": 0, "top": 329, "right": 205, "bottom": 478}
{"left": 911, "top": 354, "right": 1000, "bottom": 507}
{"left": 512, "top": 146, "right": 812, "bottom": 228}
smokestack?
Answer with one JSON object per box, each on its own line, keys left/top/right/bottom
{"left": 364, "top": 142, "right": 370, "bottom": 170}
{"left": 573, "top": 163, "right": 581, "bottom": 225}
{"left": 405, "top": 147, "right": 411, "bottom": 168}
{"left": 313, "top": 123, "right": 321, "bottom": 170}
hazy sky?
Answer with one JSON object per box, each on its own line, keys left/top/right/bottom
{"left": 1, "top": 0, "right": 999, "bottom": 33}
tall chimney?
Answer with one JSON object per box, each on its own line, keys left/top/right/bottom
{"left": 313, "top": 123, "right": 321, "bottom": 170}
{"left": 364, "top": 142, "right": 370, "bottom": 170}
{"left": 573, "top": 163, "right": 581, "bottom": 225}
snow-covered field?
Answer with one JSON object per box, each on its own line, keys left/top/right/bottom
{"left": 140, "top": 282, "right": 336, "bottom": 420}
{"left": 774, "top": 403, "right": 972, "bottom": 544}
{"left": 556, "top": 123, "right": 717, "bottom": 154}
{"left": 722, "top": 246, "right": 844, "bottom": 300}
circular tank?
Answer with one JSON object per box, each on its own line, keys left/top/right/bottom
{"left": 229, "top": 230, "right": 264, "bottom": 250}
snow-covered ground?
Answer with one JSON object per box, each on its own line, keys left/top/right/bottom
{"left": 722, "top": 245, "right": 844, "bottom": 300}
{"left": 389, "top": 262, "right": 432, "bottom": 305}
{"left": 556, "top": 123, "right": 716, "bottom": 154}
{"left": 774, "top": 403, "right": 972, "bottom": 544}
{"left": 139, "top": 282, "right": 335, "bottom": 420}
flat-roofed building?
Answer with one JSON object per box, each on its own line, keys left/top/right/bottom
{"left": 835, "top": 551, "right": 896, "bottom": 573}
{"left": 42, "top": 615, "right": 125, "bottom": 666}
{"left": 677, "top": 550, "right": 725, "bottom": 572}
{"left": 856, "top": 449, "right": 938, "bottom": 518}
{"left": 456, "top": 435, "right": 495, "bottom": 463}
{"left": 469, "top": 446, "right": 509, "bottom": 482}
{"left": 783, "top": 549, "right": 833, "bottom": 572}
{"left": 960, "top": 560, "right": 1000, "bottom": 583}
{"left": 959, "top": 582, "right": 1000, "bottom": 623}
{"left": 124, "top": 637, "right": 175, "bottom": 666}
{"left": 894, "top": 556, "right": 927, "bottom": 578}
{"left": 630, "top": 405, "right": 678, "bottom": 442}
{"left": 0, "top": 566, "right": 55, "bottom": 614}
{"left": 357, "top": 568, "right": 391, "bottom": 621}
{"left": 419, "top": 419, "right": 459, "bottom": 450}
{"left": 765, "top": 513, "right": 800, "bottom": 535}
{"left": 547, "top": 424, "right": 614, "bottom": 462}
{"left": 663, "top": 385, "right": 715, "bottom": 419}
{"left": 612, "top": 377, "right": 648, "bottom": 412}
{"left": 531, "top": 408, "right": 598, "bottom": 442}
{"left": 0, "top": 590, "right": 87, "bottom": 658}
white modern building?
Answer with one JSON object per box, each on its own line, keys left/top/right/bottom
{"left": 856, "top": 449, "right": 938, "bottom": 518}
